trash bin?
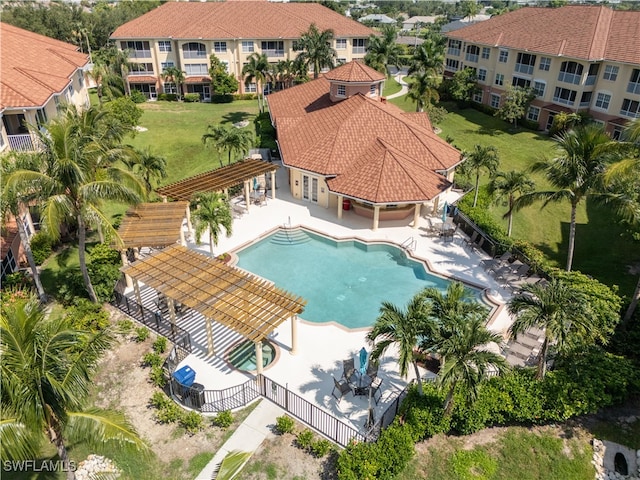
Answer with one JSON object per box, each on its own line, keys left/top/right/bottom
{"left": 190, "top": 382, "right": 205, "bottom": 409}
{"left": 342, "top": 198, "right": 351, "bottom": 211}
{"left": 173, "top": 365, "right": 196, "bottom": 388}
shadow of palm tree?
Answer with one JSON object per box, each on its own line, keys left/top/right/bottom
{"left": 220, "top": 111, "right": 254, "bottom": 125}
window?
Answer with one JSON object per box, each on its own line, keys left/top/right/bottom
{"left": 36, "top": 108, "right": 47, "bottom": 128}
{"left": 558, "top": 61, "right": 583, "bottom": 85}
{"left": 595, "top": 92, "right": 611, "bottom": 110}
{"left": 473, "top": 91, "right": 483, "bottom": 103}
{"left": 184, "top": 64, "right": 208, "bottom": 75}
{"left": 337, "top": 84, "right": 346, "bottom": 97}
{"left": 337, "top": 58, "right": 347, "bottom": 65}
{"left": 54, "top": 95, "right": 61, "bottom": 110}
{"left": 498, "top": 50, "right": 508, "bottom": 63}
{"left": 603, "top": 65, "right": 618, "bottom": 81}
{"left": 481, "top": 47, "right": 490, "bottom": 59}
{"left": 158, "top": 41, "right": 172, "bottom": 52}
{"left": 130, "top": 63, "right": 154, "bottom": 75}
{"left": 68, "top": 83, "right": 74, "bottom": 97}
{"left": 245, "top": 82, "right": 257, "bottom": 93}
{"left": 445, "top": 58, "right": 459, "bottom": 71}
{"left": 553, "top": 87, "right": 577, "bottom": 106}
{"left": 183, "top": 42, "right": 206, "bottom": 59}
{"left": 163, "top": 82, "right": 177, "bottom": 94}
{"left": 512, "top": 76, "right": 531, "bottom": 88}
{"left": 447, "top": 39, "right": 461, "bottom": 56}
{"left": 121, "top": 41, "right": 151, "bottom": 58}
{"left": 130, "top": 83, "right": 157, "bottom": 100}
{"left": 477, "top": 68, "right": 487, "bottom": 82}
{"left": 369, "top": 84, "right": 377, "bottom": 97}
{"left": 161, "top": 61, "right": 175, "bottom": 71}
{"left": 586, "top": 64, "right": 599, "bottom": 86}
{"left": 533, "top": 80, "right": 546, "bottom": 97}
{"left": 77, "top": 70, "right": 84, "bottom": 88}
{"left": 213, "top": 41, "right": 226, "bottom": 53}
{"left": 539, "top": 57, "right": 551, "bottom": 71}
{"left": 352, "top": 38, "right": 366, "bottom": 54}
{"left": 580, "top": 91, "right": 592, "bottom": 107}
{"left": 261, "top": 41, "right": 284, "bottom": 57}
{"left": 495, "top": 73, "right": 504, "bottom": 86}
{"left": 527, "top": 106, "right": 540, "bottom": 122}
{"left": 627, "top": 69, "right": 640, "bottom": 94}
{"left": 336, "top": 38, "right": 347, "bottom": 50}
{"left": 1, "top": 250, "right": 17, "bottom": 280}
{"left": 465, "top": 45, "right": 480, "bottom": 63}
{"left": 515, "top": 52, "right": 536, "bottom": 75}
{"left": 490, "top": 94, "right": 500, "bottom": 108}
{"left": 620, "top": 99, "right": 640, "bottom": 118}
{"left": 242, "top": 41, "right": 254, "bottom": 53}
{"left": 612, "top": 126, "right": 624, "bottom": 140}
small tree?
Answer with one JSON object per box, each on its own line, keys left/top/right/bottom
{"left": 460, "top": 145, "right": 500, "bottom": 208}
{"left": 449, "top": 67, "right": 478, "bottom": 107}
{"left": 161, "top": 66, "right": 186, "bottom": 99}
{"left": 191, "top": 191, "right": 233, "bottom": 257}
{"left": 209, "top": 54, "right": 239, "bottom": 96}
{"left": 495, "top": 85, "right": 535, "bottom": 129}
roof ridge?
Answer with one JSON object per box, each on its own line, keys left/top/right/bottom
{"left": 588, "top": 5, "right": 613, "bottom": 60}
{"left": 376, "top": 139, "right": 438, "bottom": 199}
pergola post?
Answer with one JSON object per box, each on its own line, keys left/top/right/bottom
{"left": 205, "top": 318, "right": 214, "bottom": 356}
{"left": 255, "top": 340, "right": 264, "bottom": 375}
{"left": 179, "top": 229, "right": 186, "bottom": 246}
{"left": 132, "top": 280, "right": 143, "bottom": 314}
{"left": 372, "top": 205, "right": 380, "bottom": 231}
{"left": 162, "top": 195, "right": 168, "bottom": 203}
{"left": 270, "top": 171, "right": 276, "bottom": 199}
{"left": 121, "top": 250, "right": 133, "bottom": 288}
{"left": 134, "top": 248, "right": 140, "bottom": 260}
{"left": 290, "top": 315, "right": 298, "bottom": 355}
{"left": 432, "top": 196, "right": 440, "bottom": 215}
{"left": 185, "top": 204, "right": 193, "bottom": 239}
{"left": 337, "top": 195, "right": 343, "bottom": 219}
{"left": 413, "top": 203, "right": 421, "bottom": 229}
{"left": 244, "top": 180, "right": 251, "bottom": 212}
{"left": 167, "top": 297, "right": 178, "bottom": 337}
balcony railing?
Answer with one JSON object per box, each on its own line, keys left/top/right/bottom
{"left": 127, "top": 50, "right": 151, "bottom": 59}
{"left": 585, "top": 75, "right": 597, "bottom": 86}
{"left": 7, "top": 134, "right": 39, "bottom": 152}
{"left": 557, "top": 71, "right": 581, "bottom": 85}
{"left": 263, "top": 49, "right": 284, "bottom": 57}
{"left": 552, "top": 95, "right": 575, "bottom": 106}
{"left": 183, "top": 51, "right": 207, "bottom": 59}
{"left": 130, "top": 71, "right": 155, "bottom": 76}
{"left": 627, "top": 82, "right": 640, "bottom": 95}
{"left": 514, "top": 63, "right": 534, "bottom": 75}
{"left": 447, "top": 47, "right": 461, "bottom": 56}
{"left": 465, "top": 53, "right": 479, "bottom": 63}
{"left": 352, "top": 47, "right": 366, "bottom": 54}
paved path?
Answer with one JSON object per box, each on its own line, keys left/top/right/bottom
{"left": 386, "top": 72, "right": 408, "bottom": 100}
{"left": 195, "top": 400, "right": 285, "bottom": 480}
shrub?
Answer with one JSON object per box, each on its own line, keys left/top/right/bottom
{"left": 310, "top": 439, "right": 332, "bottom": 458}
{"left": 30, "top": 232, "right": 53, "bottom": 265}
{"left": 155, "top": 401, "right": 183, "bottom": 424}
{"left": 400, "top": 384, "right": 450, "bottom": 440}
{"left": 213, "top": 410, "right": 234, "bottom": 429}
{"left": 211, "top": 94, "right": 234, "bottom": 104}
{"left": 63, "top": 299, "right": 110, "bottom": 332}
{"left": 1, "top": 272, "right": 30, "bottom": 290}
{"left": 149, "top": 365, "right": 166, "bottom": 387}
{"left": 129, "top": 90, "right": 147, "bottom": 104}
{"left": 105, "top": 96, "right": 143, "bottom": 130}
{"left": 158, "top": 93, "right": 178, "bottom": 101}
{"left": 180, "top": 410, "right": 205, "bottom": 434}
{"left": 183, "top": 93, "right": 200, "bottom": 103}
{"left": 117, "top": 318, "right": 134, "bottom": 334}
{"left": 150, "top": 391, "right": 172, "bottom": 410}
{"left": 135, "top": 326, "right": 150, "bottom": 342}
{"left": 232, "top": 93, "right": 257, "bottom": 101}
{"left": 142, "top": 352, "right": 164, "bottom": 368}
{"left": 275, "top": 414, "right": 296, "bottom": 435}
{"left": 153, "top": 336, "right": 168, "bottom": 354}
{"left": 87, "top": 243, "right": 122, "bottom": 302}
{"left": 296, "top": 429, "right": 314, "bottom": 451}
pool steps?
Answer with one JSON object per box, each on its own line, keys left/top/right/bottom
{"left": 269, "top": 229, "right": 312, "bottom": 245}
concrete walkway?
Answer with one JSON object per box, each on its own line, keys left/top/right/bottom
{"left": 195, "top": 400, "right": 285, "bottom": 480}
{"left": 386, "top": 71, "right": 408, "bottom": 100}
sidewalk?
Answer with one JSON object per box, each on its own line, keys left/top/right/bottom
{"left": 386, "top": 71, "right": 408, "bottom": 100}
{"left": 195, "top": 400, "right": 285, "bottom": 480}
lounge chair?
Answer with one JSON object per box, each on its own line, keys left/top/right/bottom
{"left": 342, "top": 358, "right": 356, "bottom": 383}
{"left": 331, "top": 375, "right": 352, "bottom": 403}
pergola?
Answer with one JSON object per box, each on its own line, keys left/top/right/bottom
{"left": 121, "top": 245, "right": 306, "bottom": 374}
{"left": 114, "top": 202, "right": 191, "bottom": 288}
{"left": 156, "top": 158, "right": 279, "bottom": 211}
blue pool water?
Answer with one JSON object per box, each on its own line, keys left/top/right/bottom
{"left": 236, "top": 229, "right": 484, "bottom": 329}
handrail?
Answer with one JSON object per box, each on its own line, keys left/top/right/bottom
{"left": 400, "top": 236, "right": 416, "bottom": 252}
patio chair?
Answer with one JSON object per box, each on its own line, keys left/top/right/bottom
{"left": 366, "top": 361, "right": 379, "bottom": 380}
{"left": 470, "top": 236, "right": 486, "bottom": 253}
{"left": 332, "top": 375, "right": 352, "bottom": 403}
{"left": 369, "top": 377, "right": 383, "bottom": 405}
{"left": 342, "top": 358, "right": 356, "bottom": 383}
{"left": 463, "top": 231, "right": 479, "bottom": 248}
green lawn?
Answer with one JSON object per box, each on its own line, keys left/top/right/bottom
{"left": 382, "top": 77, "right": 402, "bottom": 97}
{"left": 388, "top": 96, "right": 637, "bottom": 297}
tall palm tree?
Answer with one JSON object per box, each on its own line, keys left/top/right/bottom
{"left": 408, "top": 35, "right": 445, "bottom": 78}
{"left": 4, "top": 105, "right": 143, "bottom": 303}
{"left": 513, "top": 124, "right": 618, "bottom": 271}
{"left": 364, "top": 25, "right": 401, "bottom": 77}
{"left": 508, "top": 278, "right": 599, "bottom": 379}
{"left": 418, "top": 281, "right": 487, "bottom": 323}
{"left": 367, "top": 293, "right": 433, "bottom": 396}
{"left": 487, "top": 170, "right": 535, "bottom": 237}
{"left": 94, "top": 45, "right": 130, "bottom": 97}
{"left": 191, "top": 191, "right": 233, "bottom": 257}
{"left": 161, "top": 66, "right": 186, "bottom": 99}
{"left": 202, "top": 124, "right": 229, "bottom": 168}
{"left": 406, "top": 71, "right": 440, "bottom": 112}
{"left": 271, "top": 59, "right": 297, "bottom": 90}
{"left": 242, "top": 53, "right": 270, "bottom": 113}
{"left": 434, "top": 316, "right": 507, "bottom": 415}
{"left": 296, "top": 24, "right": 336, "bottom": 79}
{"left": 202, "top": 125, "right": 254, "bottom": 167}
{"left": 461, "top": 145, "right": 500, "bottom": 208}
{"left": 0, "top": 294, "right": 147, "bottom": 479}
{"left": 124, "top": 147, "right": 168, "bottom": 195}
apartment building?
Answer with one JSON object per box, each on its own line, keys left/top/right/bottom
{"left": 110, "top": 1, "right": 375, "bottom": 101}
{"left": 443, "top": 5, "right": 640, "bottom": 136}
{"left": 0, "top": 22, "right": 91, "bottom": 153}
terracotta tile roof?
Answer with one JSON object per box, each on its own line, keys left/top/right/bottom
{"left": 1, "top": 22, "right": 89, "bottom": 110}
{"left": 127, "top": 76, "right": 158, "bottom": 83}
{"left": 446, "top": 5, "right": 640, "bottom": 64}
{"left": 324, "top": 61, "right": 385, "bottom": 83}
{"left": 111, "top": 2, "right": 375, "bottom": 40}
{"left": 184, "top": 76, "right": 212, "bottom": 84}
{"left": 1, "top": 217, "right": 19, "bottom": 261}
{"left": 267, "top": 67, "right": 461, "bottom": 204}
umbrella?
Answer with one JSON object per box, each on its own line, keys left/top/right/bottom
{"left": 359, "top": 347, "right": 368, "bottom": 375}
{"left": 253, "top": 177, "right": 259, "bottom": 192}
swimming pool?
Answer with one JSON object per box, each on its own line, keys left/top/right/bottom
{"left": 235, "top": 228, "right": 486, "bottom": 329}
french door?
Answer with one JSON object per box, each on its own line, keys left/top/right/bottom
{"left": 302, "top": 175, "right": 318, "bottom": 203}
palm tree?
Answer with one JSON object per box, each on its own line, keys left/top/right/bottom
{"left": 418, "top": 281, "right": 487, "bottom": 323}
{"left": 242, "top": 53, "right": 270, "bottom": 113}
{"left": 406, "top": 71, "right": 440, "bottom": 112}
{"left": 513, "top": 124, "right": 618, "bottom": 271}
{"left": 191, "top": 191, "right": 233, "bottom": 257}
{"left": 408, "top": 35, "right": 445, "bottom": 78}
{"left": 487, "top": 170, "right": 535, "bottom": 237}
{"left": 161, "top": 66, "right": 186, "bottom": 99}
{"left": 0, "top": 294, "right": 147, "bottom": 478}
{"left": 508, "top": 278, "right": 600, "bottom": 379}
{"left": 4, "top": 105, "right": 144, "bottom": 303}
{"left": 271, "top": 59, "right": 297, "bottom": 90}
{"left": 296, "top": 24, "right": 336, "bottom": 79}
{"left": 366, "top": 293, "right": 434, "bottom": 396}
{"left": 364, "top": 25, "right": 401, "bottom": 77}
{"left": 461, "top": 145, "right": 500, "bottom": 208}
{"left": 94, "top": 45, "right": 130, "bottom": 97}
{"left": 202, "top": 124, "right": 228, "bottom": 168}
{"left": 202, "top": 125, "right": 254, "bottom": 167}
{"left": 124, "top": 147, "right": 168, "bottom": 195}
{"left": 435, "top": 316, "right": 507, "bottom": 415}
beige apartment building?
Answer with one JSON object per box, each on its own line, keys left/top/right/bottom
{"left": 443, "top": 5, "right": 640, "bottom": 137}
{"left": 0, "top": 22, "right": 90, "bottom": 153}
{"left": 110, "top": 1, "right": 375, "bottom": 101}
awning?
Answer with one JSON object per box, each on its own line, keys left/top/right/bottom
{"left": 185, "top": 76, "right": 212, "bottom": 84}
{"left": 128, "top": 76, "right": 158, "bottom": 84}
{"left": 540, "top": 103, "right": 574, "bottom": 114}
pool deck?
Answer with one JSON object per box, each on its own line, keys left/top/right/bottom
{"left": 124, "top": 164, "right": 516, "bottom": 433}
